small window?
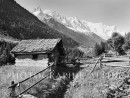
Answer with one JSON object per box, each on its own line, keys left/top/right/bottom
{"left": 32, "top": 54, "right": 38, "bottom": 60}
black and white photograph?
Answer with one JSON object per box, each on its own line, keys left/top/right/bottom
{"left": 0, "top": 0, "right": 130, "bottom": 98}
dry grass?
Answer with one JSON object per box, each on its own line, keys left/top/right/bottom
{"left": 0, "top": 65, "right": 50, "bottom": 98}
{"left": 0, "top": 64, "right": 74, "bottom": 98}
{"left": 64, "top": 62, "right": 130, "bottom": 98}
{"left": 102, "top": 56, "right": 130, "bottom": 66}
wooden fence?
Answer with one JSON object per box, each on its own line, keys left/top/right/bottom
{"left": 8, "top": 63, "right": 54, "bottom": 98}
{"left": 8, "top": 56, "right": 104, "bottom": 98}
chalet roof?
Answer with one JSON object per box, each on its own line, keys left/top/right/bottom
{"left": 11, "top": 39, "right": 61, "bottom": 54}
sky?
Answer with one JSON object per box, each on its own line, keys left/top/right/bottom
{"left": 16, "top": 0, "right": 130, "bottom": 34}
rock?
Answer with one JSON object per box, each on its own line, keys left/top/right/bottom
{"left": 124, "top": 77, "right": 130, "bottom": 85}
{"left": 109, "top": 85, "right": 117, "bottom": 90}
{"left": 19, "top": 94, "right": 37, "bottom": 98}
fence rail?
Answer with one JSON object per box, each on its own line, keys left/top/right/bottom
{"left": 8, "top": 63, "right": 54, "bottom": 98}
{"left": 8, "top": 56, "right": 104, "bottom": 98}
{"left": 16, "top": 71, "right": 54, "bottom": 98}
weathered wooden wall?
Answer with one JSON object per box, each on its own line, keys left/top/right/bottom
{"left": 15, "top": 54, "right": 48, "bottom": 67}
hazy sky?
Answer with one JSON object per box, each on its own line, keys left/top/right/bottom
{"left": 16, "top": 0, "right": 130, "bottom": 33}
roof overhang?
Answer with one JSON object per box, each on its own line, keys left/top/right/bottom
{"left": 11, "top": 51, "right": 52, "bottom": 55}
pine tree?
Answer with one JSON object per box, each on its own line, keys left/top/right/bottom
{"left": 0, "top": 49, "right": 8, "bottom": 64}
{"left": 0, "top": 40, "right": 16, "bottom": 65}
{"left": 100, "top": 42, "right": 106, "bottom": 53}
{"left": 93, "top": 43, "right": 100, "bottom": 57}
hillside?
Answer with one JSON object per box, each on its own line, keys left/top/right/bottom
{"left": 0, "top": 0, "right": 79, "bottom": 47}
{"left": 32, "top": 7, "right": 104, "bottom": 47}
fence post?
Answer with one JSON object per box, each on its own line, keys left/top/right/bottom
{"left": 48, "top": 62, "right": 52, "bottom": 78}
{"left": 99, "top": 56, "right": 103, "bottom": 68}
{"left": 9, "top": 81, "right": 17, "bottom": 98}
{"left": 129, "top": 57, "right": 130, "bottom": 66}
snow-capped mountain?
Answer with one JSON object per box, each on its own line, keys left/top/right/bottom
{"left": 32, "top": 7, "right": 106, "bottom": 47}
{"left": 32, "top": 7, "right": 117, "bottom": 40}
{"left": 33, "top": 8, "right": 118, "bottom": 40}
{"left": 32, "top": 7, "right": 108, "bottom": 48}
{"left": 84, "top": 21, "right": 117, "bottom": 39}
{"left": 32, "top": 8, "right": 92, "bottom": 35}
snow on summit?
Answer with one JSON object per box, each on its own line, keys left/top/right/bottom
{"left": 32, "top": 7, "right": 119, "bottom": 40}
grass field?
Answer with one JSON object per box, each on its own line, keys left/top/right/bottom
{"left": 64, "top": 56, "right": 130, "bottom": 98}
{"left": 0, "top": 64, "right": 75, "bottom": 98}
{"left": 2, "top": 56, "right": 129, "bottom": 98}
{"left": 0, "top": 65, "right": 51, "bottom": 98}
{"left": 102, "top": 56, "right": 130, "bottom": 66}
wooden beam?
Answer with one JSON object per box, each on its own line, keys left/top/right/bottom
{"left": 8, "top": 63, "right": 54, "bottom": 88}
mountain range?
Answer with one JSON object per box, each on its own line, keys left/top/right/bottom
{"left": 32, "top": 7, "right": 117, "bottom": 41}
{"left": 0, "top": 0, "right": 118, "bottom": 48}
{"left": 32, "top": 7, "right": 105, "bottom": 47}
{"left": 0, "top": 0, "right": 79, "bottom": 48}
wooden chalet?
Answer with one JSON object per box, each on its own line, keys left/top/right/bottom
{"left": 11, "top": 38, "right": 65, "bottom": 67}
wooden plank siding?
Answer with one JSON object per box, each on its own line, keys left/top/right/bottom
{"left": 15, "top": 54, "right": 48, "bottom": 66}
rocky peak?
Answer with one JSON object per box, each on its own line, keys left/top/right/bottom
{"left": 32, "top": 7, "right": 43, "bottom": 16}
{"left": 32, "top": 8, "right": 119, "bottom": 40}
